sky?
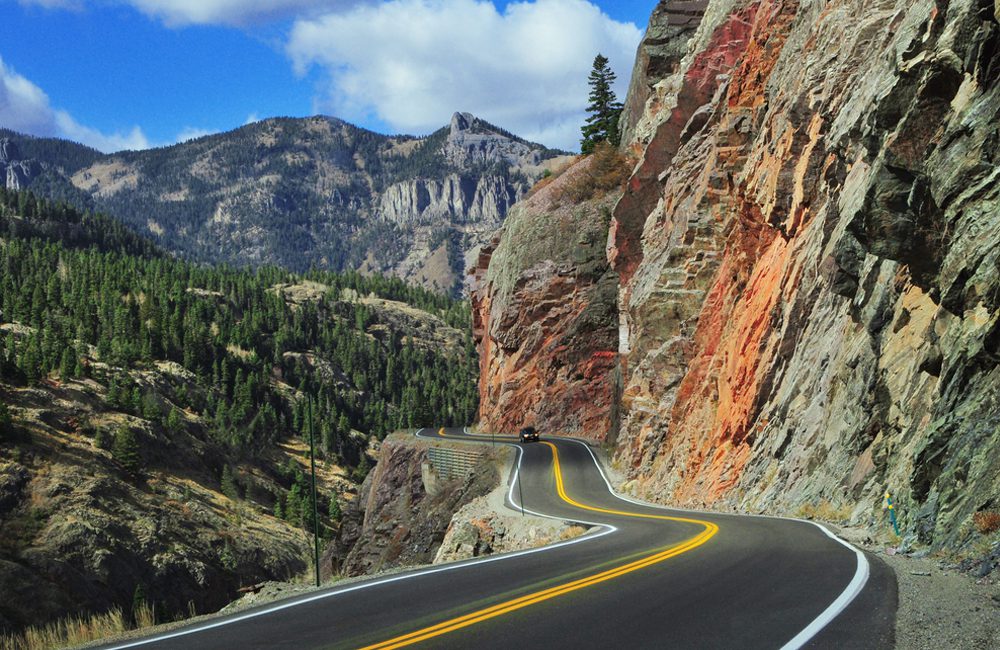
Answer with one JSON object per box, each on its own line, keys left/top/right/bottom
{"left": 0, "top": 0, "right": 656, "bottom": 152}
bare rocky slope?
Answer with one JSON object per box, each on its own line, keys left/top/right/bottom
{"left": 0, "top": 113, "right": 569, "bottom": 295}
{"left": 476, "top": 0, "right": 1000, "bottom": 562}
{"left": 322, "top": 433, "right": 498, "bottom": 578}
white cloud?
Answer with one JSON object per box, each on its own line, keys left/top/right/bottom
{"left": 287, "top": 0, "right": 641, "bottom": 150}
{"left": 175, "top": 126, "right": 218, "bottom": 143}
{"left": 20, "top": 0, "right": 363, "bottom": 27}
{"left": 0, "top": 55, "right": 149, "bottom": 152}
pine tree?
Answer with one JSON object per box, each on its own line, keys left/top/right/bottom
{"left": 112, "top": 427, "right": 142, "bottom": 475}
{"left": 221, "top": 464, "right": 240, "bottom": 501}
{"left": 580, "top": 53, "right": 623, "bottom": 154}
{"left": 0, "top": 402, "right": 12, "bottom": 442}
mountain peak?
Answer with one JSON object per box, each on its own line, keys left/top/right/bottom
{"left": 449, "top": 112, "right": 477, "bottom": 134}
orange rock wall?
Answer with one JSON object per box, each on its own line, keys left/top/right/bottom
{"left": 472, "top": 157, "right": 620, "bottom": 439}
{"left": 607, "top": 0, "right": 1000, "bottom": 547}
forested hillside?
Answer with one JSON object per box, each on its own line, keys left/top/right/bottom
{"left": 0, "top": 187, "right": 477, "bottom": 634}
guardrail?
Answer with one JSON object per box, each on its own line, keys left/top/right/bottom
{"left": 427, "top": 446, "right": 483, "bottom": 480}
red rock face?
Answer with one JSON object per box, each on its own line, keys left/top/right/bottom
{"left": 480, "top": 0, "right": 1000, "bottom": 548}
{"left": 607, "top": 0, "right": 1000, "bottom": 548}
{"left": 472, "top": 158, "right": 620, "bottom": 440}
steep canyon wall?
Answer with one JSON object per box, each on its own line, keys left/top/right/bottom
{"left": 479, "top": 0, "right": 1000, "bottom": 550}
{"left": 612, "top": 0, "right": 1000, "bottom": 548}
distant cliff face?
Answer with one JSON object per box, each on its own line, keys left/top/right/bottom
{"left": 471, "top": 155, "right": 621, "bottom": 438}
{"left": 0, "top": 140, "right": 42, "bottom": 191}
{"left": 479, "top": 0, "right": 1000, "bottom": 551}
{"left": 608, "top": 0, "right": 1000, "bottom": 548}
{"left": 2, "top": 114, "right": 569, "bottom": 295}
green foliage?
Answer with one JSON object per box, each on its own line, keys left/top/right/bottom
{"left": 580, "top": 54, "right": 623, "bottom": 154}
{"left": 328, "top": 493, "right": 341, "bottom": 523}
{"left": 164, "top": 407, "right": 183, "bottom": 434}
{"left": 93, "top": 427, "right": 113, "bottom": 451}
{"left": 0, "top": 185, "right": 478, "bottom": 475}
{"left": 0, "top": 402, "right": 11, "bottom": 441}
{"left": 132, "top": 584, "right": 147, "bottom": 617}
{"left": 220, "top": 465, "right": 241, "bottom": 501}
{"left": 111, "top": 427, "right": 142, "bottom": 475}
{"left": 218, "top": 542, "right": 237, "bottom": 571}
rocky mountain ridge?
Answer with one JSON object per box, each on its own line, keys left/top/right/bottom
{"left": 476, "top": 0, "right": 1000, "bottom": 559}
{"left": 1, "top": 113, "right": 569, "bottom": 296}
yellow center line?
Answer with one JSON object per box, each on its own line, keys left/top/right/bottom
{"left": 362, "top": 437, "right": 719, "bottom": 650}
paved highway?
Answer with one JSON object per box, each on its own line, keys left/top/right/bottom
{"left": 99, "top": 428, "right": 895, "bottom": 649}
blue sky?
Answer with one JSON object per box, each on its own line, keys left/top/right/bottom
{"left": 0, "top": 0, "right": 655, "bottom": 152}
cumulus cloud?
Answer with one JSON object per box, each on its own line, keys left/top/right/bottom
{"left": 0, "top": 55, "right": 149, "bottom": 152}
{"left": 175, "top": 126, "right": 219, "bottom": 143}
{"left": 20, "top": 0, "right": 362, "bottom": 27}
{"left": 287, "top": 0, "right": 641, "bottom": 150}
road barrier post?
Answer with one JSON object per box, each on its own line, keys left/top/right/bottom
{"left": 884, "top": 491, "right": 899, "bottom": 536}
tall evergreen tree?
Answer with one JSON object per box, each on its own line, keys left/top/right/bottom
{"left": 112, "top": 427, "right": 142, "bottom": 475}
{"left": 580, "top": 54, "right": 623, "bottom": 154}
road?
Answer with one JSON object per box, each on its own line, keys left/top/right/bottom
{"left": 99, "top": 428, "right": 896, "bottom": 649}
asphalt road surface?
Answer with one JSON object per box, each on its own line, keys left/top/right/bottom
{"left": 98, "top": 428, "right": 895, "bottom": 649}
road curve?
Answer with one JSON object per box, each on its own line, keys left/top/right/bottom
{"left": 97, "top": 428, "right": 895, "bottom": 649}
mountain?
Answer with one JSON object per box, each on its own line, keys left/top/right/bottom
{"left": 475, "top": 0, "right": 1000, "bottom": 562}
{"left": 0, "top": 113, "right": 571, "bottom": 295}
{"left": 0, "top": 186, "right": 477, "bottom": 635}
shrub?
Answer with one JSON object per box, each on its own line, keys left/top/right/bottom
{"left": 555, "top": 142, "right": 629, "bottom": 205}
{"left": 972, "top": 510, "right": 1000, "bottom": 535}
{"left": 0, "top": 402, "right": 11, "bottom": 441}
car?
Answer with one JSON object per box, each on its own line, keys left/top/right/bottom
{"left": 519, "top": 426, "right": 539, "bottom": 443}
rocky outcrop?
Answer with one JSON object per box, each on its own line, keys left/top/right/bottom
{"left": 377, "top": 174, "right": 517, "bottom": 227}
{"left": 472, "top": 156, "right": 620, "bottom": 439}
{"left": 326, "top": 435, "right": 498, "bottom": 577}
{"left": 0, "top": 139, "right": 42, "bottom": 190}
{"left": 619, "top": 1, "right": 709, "bottom": 149}
{"left": 606, "top": 0, "right": 1000, "bottom": 550}
{"left": 478, "top": 0, "right": 1000, "bottom": 553}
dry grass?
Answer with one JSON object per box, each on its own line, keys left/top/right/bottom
{"left": 560, "top": 525, "right": 589, "bottom": 541}
{"left": 553, "top": 142, "right": 629, "bottom": 206}
{"left": 972, "top": 510, "right": 1000, "bottom": 535}
{"left": 526, "top": 156, "right": 578, "bottom": 198}
{"left": 795, "top": 500, "right": 853, "bottom": 524}
{"left": 0, "top": 602, "right": 155, "bottom": 650}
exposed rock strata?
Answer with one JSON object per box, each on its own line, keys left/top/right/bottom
{"left": 608, "top": 0, "right": 1000, "bottom": 549}
{"left": 326, "top": 435, "right": 498, "bottom": 577}
{"left": 479, "top": 0, "right": 1000, "bottom": 553}
{"left": 471, "top": 157, "right": 620, "bottom": 438}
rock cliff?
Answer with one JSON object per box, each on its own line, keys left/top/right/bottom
{"left": 325, "top": 434, "right": 498, "bottom": 577}
{"left": 471, "top": 155, "right": 621, "bottom": 438}
{"left": 480, "top": 0, "right": 1000, "bottom": 553}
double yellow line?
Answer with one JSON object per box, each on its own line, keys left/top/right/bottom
{"left": 363, "top": 439, "right": 718, "bottom": 649}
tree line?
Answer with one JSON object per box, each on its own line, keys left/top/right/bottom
{"left": 0, "top": 187, "right": 478, "bottom": 470}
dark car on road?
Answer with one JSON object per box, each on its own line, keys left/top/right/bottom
{"left": 519, "top": 426, "right": 539, "bottom": 443}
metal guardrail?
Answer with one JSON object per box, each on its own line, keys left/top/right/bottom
{"left": 427, "top": 446, "right": 483, "bottom": 480}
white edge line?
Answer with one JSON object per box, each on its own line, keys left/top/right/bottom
{"left": 567, "top": 438, "right": 871, "bottom": 649}
{"left": 103, "top": 429, "right": 615, "bottom": 650}
{"left": 779, "top": 522, "right": 870, "bottom": 650}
